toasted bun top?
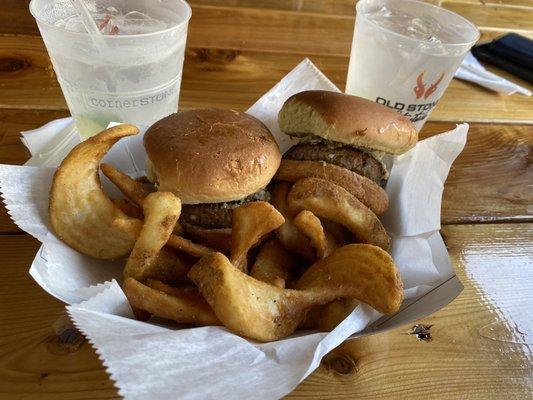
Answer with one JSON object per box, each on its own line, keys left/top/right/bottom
{"left": 144, "top": 109, "right": 281, "bottom": 204}
{"left": 278, "top": 91, "right": 417, "bottom": 154}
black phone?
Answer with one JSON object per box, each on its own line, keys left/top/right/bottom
{"left": 472, "top": 33, "right": 533, "bottom": 84}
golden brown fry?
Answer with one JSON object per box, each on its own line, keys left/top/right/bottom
{"left": 299, "top": 299, "right": 359, "bottom": 331}
{"left": 166, "top": 235, "right": 214, "bottom": 258}
{"left": 230, "top": 201, "right": 285, "bottom": 273}
{"left": 271, "top": 182, "right": 314, "bottom": 260}
{"left": 49, "top": 124, "right": 142, "bottom": 259}
{"left": 104, "top": 166, "right": 185, "bottom": 235}
{"left": 321, "top": 219, "right": 351, "bottom": 246}
{"left": 189, "top": 245, "right": 403, "bottom": 341}
{"left": 298, "top": 306, "right": 321, "bottom": 330}
{"left": 295, "top": 244, "right": 403, "bottom": 314}
{"left": 317, "top": 299, "right": 360, "bottom": 331}
{"left": 250, "top": 239, "right": 297, "bottom": 288}
{"left": 146, "top": 248, "right": 192, "bottom": 284}
{"left": 111, "top": 198, "right": 143, "bottom": 219}
{"left": 135, "top": 176, "right": 151, "bottom": 184}
{"left": 288, "top": 178, "right": 390, "bottom": 251}
{"left": 189, "top": 252, "right": 313, "bottom": 341}
{"left": 293, "top": 210, "right": 338, "bottom": 259}
{"left": 101, "top": 163, "right": 154, "bottom": 207}
{"left": 123, "top": 277, "right": 220, "bottom": 326}
{"left": 275, "top": 159, "right": 388, "bottom": 215}
{"left": 123, "top": 192, "right": 181, "bottom": 281}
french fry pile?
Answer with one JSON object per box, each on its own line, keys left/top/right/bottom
{"left": 49, "top": 126, "right": 403, "bottom": 342}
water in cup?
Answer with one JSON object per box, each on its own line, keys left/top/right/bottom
{"left": 30, "top": 0, "right": 191, "bottom": 139}
{"left": 346, "top": 0, "right": 479, "bottom": 131}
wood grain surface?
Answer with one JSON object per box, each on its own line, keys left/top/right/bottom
{"left": 291, "top": 223, "right": 533, "bottom": 399}
{"left": 0, "top": 35, "right": 532, "bottom": 122}
{"left": 1, "top": 0, "right": 532, "bottom": 123}
{"left": 1, "top": 224, "right": 531, "bottom": 399}
{"left": 1, "top": 0, "right": 532, "bottom": 399}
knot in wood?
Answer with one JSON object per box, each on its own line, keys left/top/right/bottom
{"left": 0, "top": 57, "right": 29, "bottom": 73}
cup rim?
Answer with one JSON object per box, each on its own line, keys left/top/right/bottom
{"left": 29, "top": 0, "right": 192, "bottom": 39}
{"left": 356, "top": 0, "right": 480, "bottom": 48}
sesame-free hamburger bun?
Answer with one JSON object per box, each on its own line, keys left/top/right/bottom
{"left": 278, "top": 90, "right": 417, "bottom": 155}
{"left": 144, "top": 109, "right": 281, "bottom": 205}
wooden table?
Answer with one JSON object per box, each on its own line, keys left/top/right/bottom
{"left": 1, "top": 1, "right": 532, "bottom": 399}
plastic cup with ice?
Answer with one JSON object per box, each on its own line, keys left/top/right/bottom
{"left": 30, "top": 0, "right": 192, "bottom": 139}
{"left": 345, "top": 0, "right": 479, "bottom": 132}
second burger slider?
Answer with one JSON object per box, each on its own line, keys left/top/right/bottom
{"left": 275, "top": 90, "right": 418, "bottom": 215}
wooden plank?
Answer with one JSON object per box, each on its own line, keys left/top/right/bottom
{"left": 187, "top": 5, "right": 354, "bottom": 56}
{"left": 481, "top": 0, "right": 533, "bottom": 9}
{"left": 0, "top": 109, "right": 69, "bottom": 235}
{"left": 0, "top": 109, "right": 68, "bottom": 164}
{"left": 17, "top": 0, "right": 532, "bottom": 38}
{"left": 1, "top": 1, "right": 39, "bottom": 36}
{"left": 187, "top": 4, "right": 533, "bottom": 55}
{"left": 2, "top": 3, "right": 355, "bottom": 55}
{"left": 0, "top": 224, "right": 531, "bottom": 398}
{"left": 421, "top": 122, "right": 533, "bottom": 224}
{"left": 0, "top": 36, "right": 66, "bottom": 110}
{"left": 189, "top": 0, "right": 359, "bottom": 15}
{"left": 1, "top": 36, "right": 532, "bottom": 122}
{"left": 0, "top": 235, "right": 118, "bottom": 399}
{"left": 289, "top": 223, "right": 533, "bottom": 399}
{"left": 0, "top": 111, "right": 530, "bottom": 234}
{"left": 12, "top": 0, "right": 533, "bottom": 37}
{"left": 186, "top": 5, "right": 533, "bottom": 56}
{"left": 442, "top": 1, "right": 533, "bottom": 32}
{"left": 6, "top": 3, "right": 533, "bottom": 54}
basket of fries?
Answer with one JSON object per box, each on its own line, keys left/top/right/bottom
{"left": 0, "top": 60, "right": 467, "bottom": 399}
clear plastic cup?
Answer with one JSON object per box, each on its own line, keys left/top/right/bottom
{"left": 30, "top": 0, "right": 192, "bottom": 139}
{"left": 345, "top": 0, "right": 479, "bottom": 131}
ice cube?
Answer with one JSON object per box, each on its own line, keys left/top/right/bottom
{"left": 112, "top": 11, "right": 169, "bottom": 35}
{"left": 54, "top": 15, "right": 87, "bottom": 33}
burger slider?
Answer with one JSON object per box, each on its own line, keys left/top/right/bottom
{"left": 275, "top": 91, "right": 418, "bottom": 214}
{"left": 144, "top": 109, "right": 281, "bottom": 249}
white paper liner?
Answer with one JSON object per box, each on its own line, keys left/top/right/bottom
{"left": 0, "top": 59, "right": 467, "bottom": 399}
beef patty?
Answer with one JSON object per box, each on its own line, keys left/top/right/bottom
{"left": 180, "top": 189, "right": 270, "bottom": 229}
{"left": 284, "top": 141, "right": 387, "bottom": 186}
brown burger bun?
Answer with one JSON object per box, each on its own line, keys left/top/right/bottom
{"left": 144, "top": 109, "right": 281, "bottom": 205}
{"left": 278, "top": 90, "right": 417, "bottom": 155}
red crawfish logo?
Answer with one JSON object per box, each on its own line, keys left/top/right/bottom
{"left": 413, "top": 71, "right": 445, "bottom": 99}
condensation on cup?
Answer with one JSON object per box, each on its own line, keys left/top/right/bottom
{"left": 30, "top": 0, "right": 191, "bottom": 139}
{"left": 346, "top": 0, "right": 479, "bottom": 132}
